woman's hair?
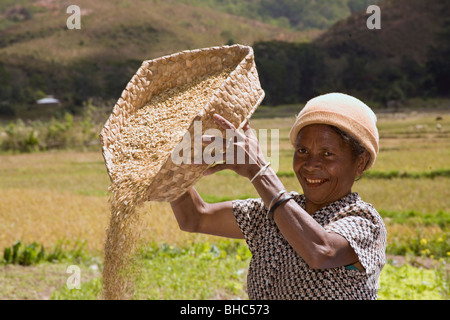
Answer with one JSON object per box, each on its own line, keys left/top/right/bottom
{"left": 330, "top": 125, "right": 368, "bottom": 163}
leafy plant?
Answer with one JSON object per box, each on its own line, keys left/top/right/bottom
{"left": 2, "top": 241, "right": 45, "bottom": 266}
{"left": 0, "top": 110, "right": 104, "bottom": 153}
{"left": 46, "top": 239, "right": 88, "bottom": 263}
{"left": 2, "top": 239, "right": 89, "bottom": 266}
{"left": 379, "top": 262, "right": 448, "bottom": 300}
{"left": 18, "top": 242, "right": 45, "bottom": 266}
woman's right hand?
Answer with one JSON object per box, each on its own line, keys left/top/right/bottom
{"left": 201, "top": 114, "right": 267, "bottom": 180}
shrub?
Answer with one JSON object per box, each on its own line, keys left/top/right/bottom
{"left": 0, "top": 111, "right": 101, "bottom": 152}
{"left": 2, "top": 239, "right": 90, "bottom": 266}
{"left": 2, "top": 241, "right": 45, "bottom": 266}
{"left": 0, "top": 120, "right": 40, "bottom": 152}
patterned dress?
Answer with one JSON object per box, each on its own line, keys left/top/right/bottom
{"left": 232, "top": 192, "right": 386, "bottom": 300}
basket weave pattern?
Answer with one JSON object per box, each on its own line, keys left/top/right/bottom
{"left": 100, "top": 44, "right": 265, "bottom": 202}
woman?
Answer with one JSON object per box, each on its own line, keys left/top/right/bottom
{"left": 170, "top": 93, "right": 386, "bottom": 300}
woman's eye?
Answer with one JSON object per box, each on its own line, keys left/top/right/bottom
{"left": 324, "top": 151, "right": 333, "bottom": 157}
{"left": 297, "top": 148, "right": 307, "bottom": 155}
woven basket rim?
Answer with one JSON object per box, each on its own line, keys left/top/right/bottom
{"left": 100, "top": 44, "right": 251, "bottom": 150}
{"left": 100, "top": 44, "right": 265, "bottom": 201}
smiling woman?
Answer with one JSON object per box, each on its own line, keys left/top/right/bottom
{"left": 169, "top": 93, "right": 387, "bottom": 300}
{"left": 293, "top": 124, "right": 369, "bottom": 214}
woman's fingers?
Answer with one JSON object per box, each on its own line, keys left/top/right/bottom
{"left": 242, "top": 121, "right": 251, "bottom": 133}
{"left": 197, "top": 114, "right": 264, "bottom": 175}
{"left": 213, "top": 114, "right": 236, "bottom": 131}
{"left": 201, "top": 134, "right": 229, "bottom": 155}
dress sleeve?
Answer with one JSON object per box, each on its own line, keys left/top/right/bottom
{"left": 232, "top": 198, "right": 266, "bottom": 251}
{"left": 324, "top": 206, "right": 386, "bottom": 276}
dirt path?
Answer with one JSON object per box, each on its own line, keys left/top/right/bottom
{"left": 0, "top": 262, "right": 100, "bottom": 300}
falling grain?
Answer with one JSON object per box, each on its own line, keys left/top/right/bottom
{"left": 102, "top": 69, "right": 232, "bottom": 300}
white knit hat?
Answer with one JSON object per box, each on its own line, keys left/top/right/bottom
{"left": 289, "top": 93, "right": 379, "bottom": 169}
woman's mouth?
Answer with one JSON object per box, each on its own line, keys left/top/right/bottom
{"left": 305, "top": 178, "right": 328, "bottom": 187}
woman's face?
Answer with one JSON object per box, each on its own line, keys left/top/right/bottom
{"left": 293, "top": 124, "right": 366, "bottom": 214}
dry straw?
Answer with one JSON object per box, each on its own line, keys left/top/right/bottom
{"left": 100, "top": 44, "right": 264, "bottom": 299}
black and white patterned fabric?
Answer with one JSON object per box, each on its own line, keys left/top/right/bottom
{"left": 232, "top": 192, "right": 386, "bottom": 300}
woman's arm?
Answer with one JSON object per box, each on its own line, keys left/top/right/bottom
{"left": 170, "top": 187, "right": 244, "bottom": 239}
{"left": 251, "top": 169, "right": 360, "bottom": 270}
{"left": 207, "top": 114, "right": 360, "bottom": 270}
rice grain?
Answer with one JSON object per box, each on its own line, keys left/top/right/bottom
{"left": 102, "top": 69, "right": 232, "bottom": 299}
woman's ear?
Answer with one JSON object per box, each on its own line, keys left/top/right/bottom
{"left": 356, "top": 151, "right": 370, "bottom": 177}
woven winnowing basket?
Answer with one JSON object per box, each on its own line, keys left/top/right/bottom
{"left": 100, "top": 44, "right": 265, "bottom": 202}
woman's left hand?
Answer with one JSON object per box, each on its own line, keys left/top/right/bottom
{"left": 201, "top": 114, "right": 267, "bottom": 179}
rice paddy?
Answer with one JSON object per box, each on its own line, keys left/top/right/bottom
{"left": 0, "top": 108, "right": 449, "bottom": 299}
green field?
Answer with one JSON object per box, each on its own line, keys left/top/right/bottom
{"left": 0, "top": 109, "right": 449, "bottom": 300}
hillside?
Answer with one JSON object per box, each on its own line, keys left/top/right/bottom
{"left": 1, "top": 0, "right": 448, "bottom": 118}
{"left": 315, "top": 0, "right": 450, "bottom": 100}
{"left": 175, "top": 0, "right": 381, "bottom": 30}
{"left": 0, "top": 0, "right": 316, "bottom": 117}
{"left": 253, "top": 0, "right": 450, "bottom": 106}
{"left": 316, "top": 0, "right": 448, "bottom": 64}
{"left": 0, "top": 0, "right": 315, "bottom": 64}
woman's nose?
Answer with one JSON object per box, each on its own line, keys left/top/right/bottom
{"left": 303, "top": 154, "right": 322, "bottom": 171}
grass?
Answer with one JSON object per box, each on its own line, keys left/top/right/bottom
{"left": 0, "top": 261, "right": 101, "bottom": 300}
{"left": 2, "top": 240, "right": 448, "bottom": 300}
{"left": 379, "top": 262, "right": 448, "bottom": 300}
{"left": 0, "top": 108, "right": 449, "bottom": 299}
{"left": 40, "top": 239, "right": 252, "bottom": 300}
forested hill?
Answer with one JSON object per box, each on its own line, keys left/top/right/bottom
{"left": 0, "top": 0, "right": 321, "bottom": 117}
{"left": 0, "top": 0, "right": 448, "bottom": 118}
{"left": 253, "top": 0, "right": 450, "bottom": 106}
{"left": 316, "top": 0, "right": 447, "bottom": 64}
{"left": 175, "top": 0, "right": 381, "bottom": 30}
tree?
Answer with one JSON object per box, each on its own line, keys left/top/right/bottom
{"left": 426, "top": 18, "right": 450, "bottom": 95}
{"left": 254, "top": 41, "right": 326, "bottom": 105}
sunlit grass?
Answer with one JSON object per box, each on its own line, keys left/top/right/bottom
{"left": 51, "top": 239, "right": 252, "bottom": 300}
{"left": 356, "top": 177, "right": 450, "bottom": 213}
{"left": 0, "top": 188, "right": 109, "bottom": 253}
{"left": 379, "top": 263, "right": 447, "bottom": 300}
{"left": 0, "top": 110, "right": 449, "bottom": 299}
{"left": 1, "top": 112, "right": 449, "bottom": 252}
{"left": 0, "top": 151, "right": 110, "bottom": 196}
{"left": 196, "top": 173, "right": 450, "bottom": 214}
